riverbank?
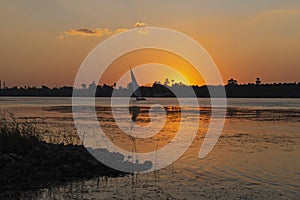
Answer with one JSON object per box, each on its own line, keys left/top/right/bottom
{"left": 0, "top": 117, "right": 126, "bottom": 197}
{"left": 0, "top": 142, "right": 126, "bottom": 191}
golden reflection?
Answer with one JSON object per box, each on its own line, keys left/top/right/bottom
{"left": 98, "top": 105, "right": 184, "bottom": 153}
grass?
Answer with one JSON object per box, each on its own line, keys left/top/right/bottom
{"left": 0, "top": 113, "right": 42, "bottom": 155}
{"left": 0, "top": 112, "right": 126, "bottom": 194}
{"left": 0, "top": 112, "right": 84, "bottom": 156}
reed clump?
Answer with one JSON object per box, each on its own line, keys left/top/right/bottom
{"left": 0, "top": 113, "right": 42, "bottom": 155}
{"left": 0, "top": 112, "right": 125, "bottom": 193}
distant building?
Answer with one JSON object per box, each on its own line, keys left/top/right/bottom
{"left": 256, "top": 77, "right": 261, "bottom": 85}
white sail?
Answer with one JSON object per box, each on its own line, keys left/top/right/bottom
{"left": 130, "top": 67, "right": 145, "bottom": 100}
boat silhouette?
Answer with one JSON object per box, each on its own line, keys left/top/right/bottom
{"left": 130, "top": 67, "right": 146, "bottom": 101}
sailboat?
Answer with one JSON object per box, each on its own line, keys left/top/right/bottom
{"left": 130, "top": 67, "right": 146, "bottom": 101}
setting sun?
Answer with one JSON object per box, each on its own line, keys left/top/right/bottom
{"left": 100, "top": 48, "right": 205, "bottom": 87}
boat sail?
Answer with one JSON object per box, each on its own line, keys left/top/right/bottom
{"left": 130, "top": 67, "right": 146, "bottom": 101}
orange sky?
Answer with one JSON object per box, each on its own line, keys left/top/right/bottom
{"left": 100, "top": 49, "right": 204, "bottom": 86}
{"left": 0, "top": 1, "right": 300, "bottom": 87}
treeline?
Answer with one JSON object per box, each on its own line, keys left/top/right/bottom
{"left": 0, "top": 82, "right": 299, "bottom": 98}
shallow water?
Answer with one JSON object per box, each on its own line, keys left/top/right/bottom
{"left": 0, "top": 97, "right": 299, "bottom": 199}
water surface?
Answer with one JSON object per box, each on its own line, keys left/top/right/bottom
{"left": 0, "top": 97, "right": 299, "bottom": 199}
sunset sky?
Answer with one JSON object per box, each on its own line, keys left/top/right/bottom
{"left": 0, "top": 0, "right": 300, "bottom": 87}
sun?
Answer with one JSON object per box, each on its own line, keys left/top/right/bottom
{"left": 99, "top": 48, "right": 205, "bottom": 87}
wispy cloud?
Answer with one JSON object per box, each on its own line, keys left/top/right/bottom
{"left": 250, "top": 9, "right": 300, "bottom": 23}
{"left": 59, "top": 22, "right": 148, "bottom": 39}
{"left": 59, "top": 27, "right": 128, "bottom": 39}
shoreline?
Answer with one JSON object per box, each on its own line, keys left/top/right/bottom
{"left": 0, "top": 140, "right": 127, "bottom": 193}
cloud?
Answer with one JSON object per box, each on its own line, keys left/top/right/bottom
{"left": 59, "top": 22, "right": 148, "bottom": 39}
{"left": 267, "top": 9, "right": 300, "bottom": 16}
{"left": 250, "top": 9, "right": 300, "bottom": 23}
{"left": 60, "top": 27, "right": 128, "bottom": 39}
{"left": 135, "top": 22, "right": 147, "bottom": 28}
{"left": 114, "top": 28, "right": 129, "bottom": 34}
{"left": 134, "top": 22, "right": 149, "bottom": 35}
{"left": 65, "top": 28, "right": 103, "bottom": 37}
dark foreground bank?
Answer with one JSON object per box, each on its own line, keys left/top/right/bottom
{"left": 0, "top": 141, "right": 127, "bottom": 193}
{"left": 0, "top": 117, "right": 127, "bottom": 198}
